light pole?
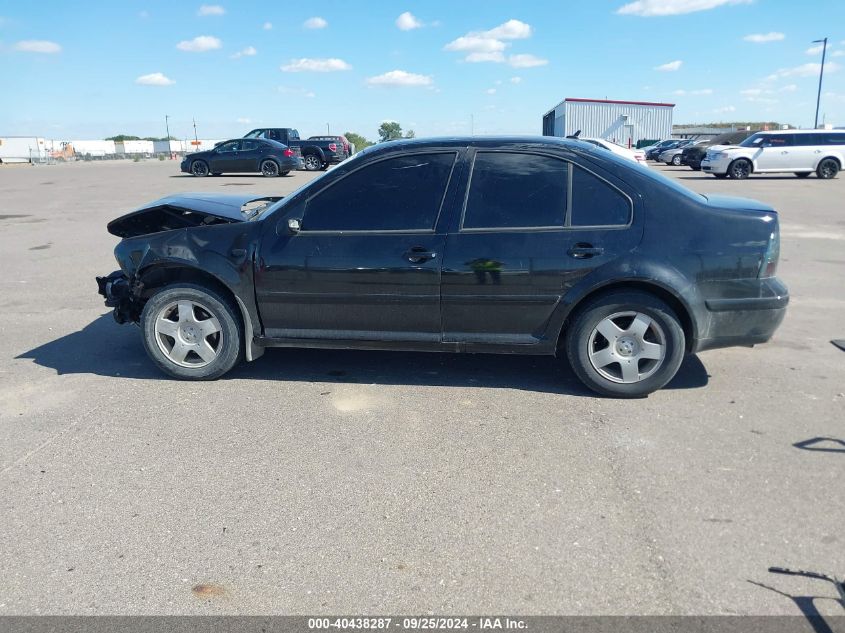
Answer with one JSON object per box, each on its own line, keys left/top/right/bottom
{"left": 165, "top": 115, "right": 171, "bottom": 158}
{"left": 812, "top": 37, "right": 828, "bottom": 129}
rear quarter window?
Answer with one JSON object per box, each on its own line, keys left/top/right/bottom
{"left": 570, "top": 167, "right": 631, "bottom": 227}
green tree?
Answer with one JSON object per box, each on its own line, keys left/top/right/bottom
{"left": 378, "top": 121, "right": 403, "bottom": 142}
{"left": 344, "top": 132, "right": 373, "bottom": 152}
{"left": 404, "top": 129, "right": 416, "bottom": 139}
{"left": 105, "top": 135, "right": 141, "bottom": 142}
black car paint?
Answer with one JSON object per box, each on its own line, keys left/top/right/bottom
{"left": 180, "top": 138, "right": 301, "bottom": 176}
{"left": 99, "top": 137, "right": 788, "bottom": 363}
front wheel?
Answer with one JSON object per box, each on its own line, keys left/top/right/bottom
{"left": 671, "top": 155, "right": 682, "bottom": 166}
{"left": 303, "top": 154, "right": 322, "bottom": 171}
{"left": 728, "top": 159, "right": 752, "bottom": 180}
{"left": 140, "top": 284, "right": 243, "bottom": 380}
{"left": 816, "top": 158, "right": 840, "bottom": 179}
{"left": 191, "top": 160, "right": 209, "bottom": 177}
{"left": 261, "top": 160, "right": 279, "bottom": 177}
{"left": 564, "top": 291, "right": 685, "bottom": 398}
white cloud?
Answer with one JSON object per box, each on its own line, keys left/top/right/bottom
{"left": 779, "top": 84, "right": 798, "bottom": 92}
{"left": 743, "top": 32, "right": 784, "bottom": 43}
{"left": 466, "top": 51, "right": 505, "bottom": 63}
{"left": 262, "top": 22, "right": 272, "bottom": 30}
{"left": 508, "top": 53, "right": 548, "bottom": 68}
{"left": 444, "top": 19, "right": 535, "bottom": 63}
{"left": 832, "top": 50, "right": 845, "bottom": 58}
{"left": 231, "top": 46, "right": 256, "bottom": 59}
{"left": 281, "top": 57, "right": 351, "bottom": 72}
{"left": 510, "top": 76, "right": 522, "bottom": 84}
{"left": 177, "top": 35, "right": 222, "bottom": 52}
{"left": 713, "top": 105, "right": 736, "bottom": 113}
{"left": 236, "top": 117, "right": 252, "bottom": 124}
{"left": 655, "top": 60, "right": 682, "bottom": 71}
{"left": 617, "top": 0, "right": 751, "bottom": 16}
{"left": 806, "top": 44, "right": 824, "bottom": 55}
{"left": 745, "top": 96, "right": 778, "bottom": 104}
{"left": 198, "top": 4, "right": 225, "bottom": 16}
{"left": 14, "top": 40, "right": 61, "bottom": 53}
{"left": 366, "top": 69, "right": 433, "bottom": 87}
{"left": 445, "top": 35, "right": 507, "bottom": 53}
{"left": 484, "top": 19, "right": 532, "bottom": 40}
{"left": 486, "top": 88, "right": 496, "bottom": 94}
{"left": 767, "top": 62, "right": 840, "bottom": 80}
{"left": 396, "top": 12, "right": 423, "bottom": 30}
{"left": 135, "top": 72, "right": 175, "bottom": 86}
{"left": 303, "top": 16, "right": 327, "bottom": 29}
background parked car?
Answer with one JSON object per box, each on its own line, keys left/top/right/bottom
{"left": 680, "top": 130, "right": 755, "bottom": 170}
{"left": 660, "top": 139, "right": 708, "bottom": 166}
{"left": 580, "top": 138, "right": 648, "bottom": 166}
{"left": 702, "top": 129, "right": 845, "bottom": 179}
{"left": 244, "top": 128, "right": 348, "bottom": 171}
{"left": 308, "top": 135, "right": 352, "bottom": 157}
{"left": 645, "top": 139, "right": 691, "bottom": 161}
{"left": 180, "top": 138, "right": 301, "bottom": 177}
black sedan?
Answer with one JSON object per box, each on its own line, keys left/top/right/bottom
{"left": 98, "top": 137, "right": 787, "bottom": 397}
{"left": 180, "top": 138, "right": 302, "bottom": 177}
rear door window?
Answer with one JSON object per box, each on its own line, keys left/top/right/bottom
{"left": 303, "top": 152, "right": 457, "bottom": 231}
{"left": 462, "top": 152, "right": 568, "bottom": 229}
{"left": 570, "top": 167, "right": 631, "bottom": 227}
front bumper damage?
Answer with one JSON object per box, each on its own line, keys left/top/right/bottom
{"left": 96, "top": 270, "right": 141, "bottom": 324}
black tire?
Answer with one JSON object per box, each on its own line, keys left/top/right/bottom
{"left": 816, "top": 158, "right": 839, "bottom": 179}
{"left": 794, "top": 172, "right": 810, "bottom": 178}
{"left": 303, "top": 154, "right": 322, "bottom": 171}
{"left": 320, "top": 162, "right": 329, "bottom": 171}
{"left": 279, "top": 170, "right": 291, "bottom": 176}
{"left": 671, "top": 155, "right": 682, "bottom": 166}
{"left": 191, "top": 160, "right": 209, "bottom": 177}
{"left": 261, "top": 159, "right": 280, "bottom": 177}
{"left": 691, "top": 165, "right": 701, "bottom": 171}
{"left": 728, "top": 158, "right": 752, "bottom": 180}
{"left": 140, "top": 283, "right": 243, "bottom": 380}
{"left": 713, "top": 173, "right": 728, "bottom": 179}
{"left": 564, "top": 291, "right": 686, "bottom": 398}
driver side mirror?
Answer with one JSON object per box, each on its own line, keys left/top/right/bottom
{"left": 287, "top": 218, "right": 302, "bottom": 234}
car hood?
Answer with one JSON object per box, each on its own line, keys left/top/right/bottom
{"left": 107, "top": 193, "right": 281, "bottom": 238}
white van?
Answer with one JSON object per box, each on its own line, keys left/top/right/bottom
{"left": 701, "top": 129, "right": 845, "bottom": 179}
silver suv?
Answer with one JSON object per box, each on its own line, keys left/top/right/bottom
{"left": 701, "top": 130, "right": 845, "bottom": 179}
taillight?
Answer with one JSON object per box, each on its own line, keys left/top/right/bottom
{"left": 283, "top": 148, "right": 294, "bottom": 157}
{"left": 328, "top": 142, "right": 337, "bottom": 152}
{"left": 759, "top": 223, "right": 780, "bottom": 278}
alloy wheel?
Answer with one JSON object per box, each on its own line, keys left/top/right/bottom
{"left": 587, "top": 311, "right": 666, "bottom": 384}
{"left": 191, "top": 161, "right": 208, "bottom": 177}
{"left": 261, "top": 160, "right": 279, "bottom": 177}
{"left": 304, "top": 155, "right": 321, "bottom": 171}
{"left": 154, "top": 300, "right": 222, "bottom": 368}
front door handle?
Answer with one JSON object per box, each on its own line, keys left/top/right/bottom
{"left": 568, "top": 243, "right": 604, "bottom": 259}
{"left": 404, "top": 246, "right": 437, "bottom": 263}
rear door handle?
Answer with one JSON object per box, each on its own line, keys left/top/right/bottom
{"left": 568, "top": 243, "right": 604, "bottom": 259}
{"left": 404, "top": 246, "right": 437, "bottom": 263}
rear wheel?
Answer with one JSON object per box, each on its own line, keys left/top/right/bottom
{"left": 816, "top": 158, "right": 839, "bottom": 179}
{"left": 261, "top": 160, "right": 279, "bottom": 177}
{"left": 303, "top": 154, "right": 322, "bottom": 171}
{"left": 191, "top": 160, "right": 209, "bottom": 177}
{"left": 728, "top": 159, "right": 752, "bottom": 180}
{"left": 564, "top": 291, "right": 685, "bottom": 398}
{"left": 794, "top": 172, "right": 810, "bottom": 178}
{"left": 140, "top": 284, "right": 242, "bottom": 380}
{"left": 671, "top": 155, "right": 682, "bottom": 166}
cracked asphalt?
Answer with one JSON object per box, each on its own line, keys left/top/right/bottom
{"left": 0, "top": 159, "right": 843, "bottom": 615}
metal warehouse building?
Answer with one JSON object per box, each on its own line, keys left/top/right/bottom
{"left": 542, "top": 97, "right": 674, "bottom": 148}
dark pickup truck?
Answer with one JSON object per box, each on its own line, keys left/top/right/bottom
{"left": 244, "top": 128, "right": 348, "bottom": 171}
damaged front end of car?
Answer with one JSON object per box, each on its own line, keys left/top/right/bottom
{"left": 95, "top": 193, "right": 279, "bottom": 326}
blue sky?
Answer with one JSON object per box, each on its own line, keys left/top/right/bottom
{"left": 1, "top": 0, "right": 843, "bottom": 140}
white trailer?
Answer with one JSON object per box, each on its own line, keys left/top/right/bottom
{"left": 0, "top": 136, "right": 47, "bottom": 163}
{"left": 115, "top": 140, "right": 155, "bottom": 155}
{"left": 71, "top": 140, "right": 117, "bottom": 158}
{"left": 153, "top": 140, "right": 192, "bottom": 154}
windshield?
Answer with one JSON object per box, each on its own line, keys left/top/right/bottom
{"left": 740, "top": 133, "right": 766, "bottom": 148}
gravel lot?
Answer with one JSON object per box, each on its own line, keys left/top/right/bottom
{"left": 0, "top": 159, "right": 843, "bottom": 616}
